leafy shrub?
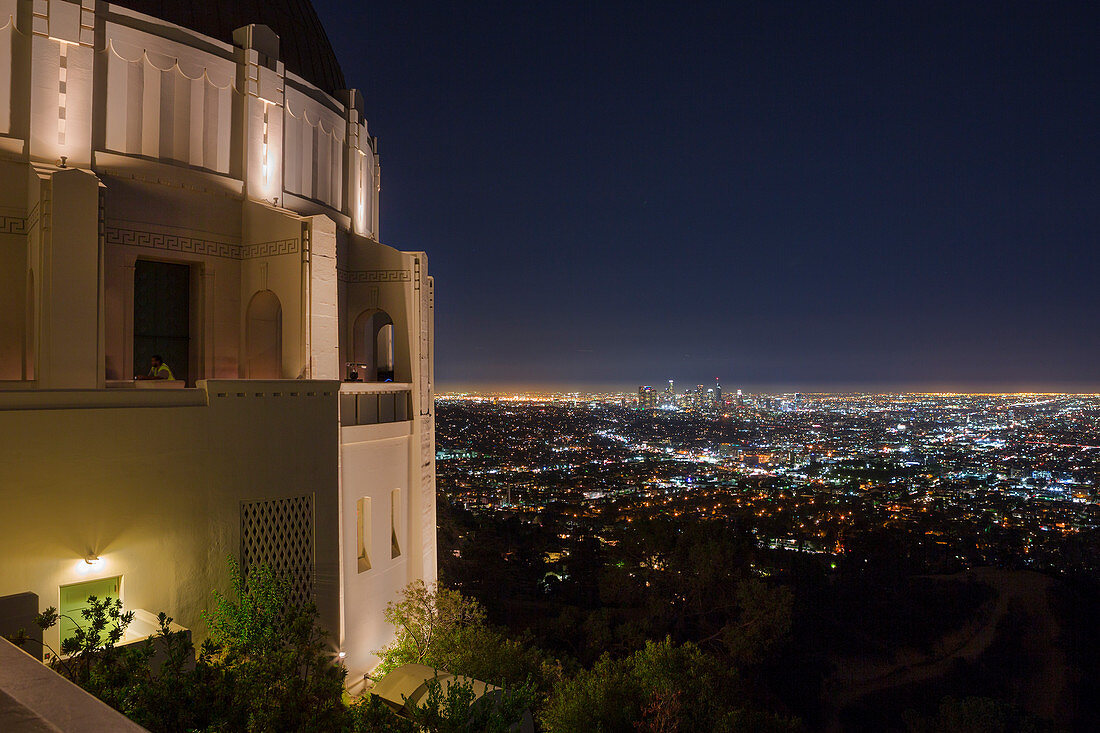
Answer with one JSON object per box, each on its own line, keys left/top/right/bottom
{"left": 15, "top": 559, "right": 412, "bottom": 733}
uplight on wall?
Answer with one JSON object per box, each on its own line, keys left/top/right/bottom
{"left": 356, "top": 149, "right": 367, "bottom": 234}
{"left": 75, "top": 553, "right": 106, "bottom": 575}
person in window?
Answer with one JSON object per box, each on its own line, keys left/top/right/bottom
{"left": 136, "top": 354, "right": 174, "bottom": 381}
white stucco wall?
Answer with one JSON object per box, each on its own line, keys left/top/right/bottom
{"left": 0, "top": 381, "right": 341, "bottom": 654}
{"left": 339, "top": 420, "right": 413, "bottom": 682}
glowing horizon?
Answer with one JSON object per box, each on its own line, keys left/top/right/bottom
{"left": 437, "top": 383, "right": 1100, "bottom": 398}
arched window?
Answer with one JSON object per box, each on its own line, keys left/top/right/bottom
{"left": 246, "top": 290, "right": 282, "bottom": 379}
{"left": 351, "top": 309, "right": 394, "bottom": 382}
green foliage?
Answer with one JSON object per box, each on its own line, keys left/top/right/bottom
{"left": 405, "top": 675, "right": 537, "bottom": 733}
{"left": 16, "top": 564, "right": 798, "bottom": 733}
{"left": 345, "top": 694, "right": 416, "bottom": 732}
{"left": 406, "top": 676, "right": 477, "bottom": 733}
{"left": 22, "top": 597, "right": 226, "bottom": 730}
{"left": 24, "top": 595, "right": 134, "bottom": 684}
{"left": 18, "top": 559, "right": 413, "bottom": 733}
{"left": 375, "top": 579, "right": 486, "bottom": 675}
{"left": 20, "top": 596, "right": 208, "bottom": 729}
{"left": 540, "top": 637, "right": 802, "bottom": 733}
{"left": 89, "top": 612, "right": 211, "bottom": 732}
{"left": 429, "top": 624, "right": 561, "bottom": 699}
{"left": 194, "top": 561, "right": 349, "bottom": 731}
{"left": 377, "top": 581, "right": 548, "bottom": 727}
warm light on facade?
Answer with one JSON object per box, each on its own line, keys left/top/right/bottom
{"left": 75, "top": 555, "right": 105, "bottom": 575}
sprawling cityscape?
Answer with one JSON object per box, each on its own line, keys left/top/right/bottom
{"left": 431, "top": 385, "right": 1099, "bottom": 729}
{"left": 437, "top": 386, "right": 1100, "bottom": 575}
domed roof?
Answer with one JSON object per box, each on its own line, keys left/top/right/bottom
{"left": 114, "top": 0, "right": 346, "bottom": 94}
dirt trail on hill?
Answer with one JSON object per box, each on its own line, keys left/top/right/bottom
{"left": 825, "top": 568, "right": 1068, "bottom": 726}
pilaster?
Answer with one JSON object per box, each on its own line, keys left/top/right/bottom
{"left": 28, "top": 0, "right": 94, "bottom": 167}
{"left": 35, "top": 166, "right": 102, "bottom": 388}
{"left": 233, "top": 24, "right": 285, "bottom": 204}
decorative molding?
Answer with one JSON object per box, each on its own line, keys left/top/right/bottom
{"left": 106, "top": 226, "right": 241, "bottom": 258}
{"left": 241, "top": 238, "right": 299, "bottom": 259}
{"left": 105, "top": 226, "right": 299, "bottom": 261}
{"left": 0, "top": 215, "right": 26, "bottom": 234}
{"left": 339, "top": 268, "right": 411, "bottom": 283}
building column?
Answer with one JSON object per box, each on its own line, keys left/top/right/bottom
{"left": 28, "top": 0, "right": 95, "bottom": 168}
{"left": 305, "top": 215, "right": 339, "bottom": 380}
{"left": 233, "top": 25, "right": 284, "bottom": 204}
{"left": 36, "top": 167, "right": 102, "bottom": 389}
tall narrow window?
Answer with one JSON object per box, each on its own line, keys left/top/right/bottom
{"left": 133, "top": 260, "right": 190, "bottom": 383}
{"left": 356, "top": 497, "right": 372, "bottom": 573}
{"left": 390, "top": 488, "right": 402, "bottom": 559}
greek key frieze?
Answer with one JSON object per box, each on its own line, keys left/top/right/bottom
{"left": 105, "top": 227, "right": 300, "bottom": 261}
{"left": 339, "top": 269, "right": 412, "bottom": 283}
{"left": 240, "top": 238, "right": 300, "bottom": 259}
{"left": 0, "top": 215, "right": 26, "bottom": 234}
{"left": 105, "top": 227, "right": 242, "bottom": 258}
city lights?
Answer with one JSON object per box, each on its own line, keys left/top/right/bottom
{"left": 436, "top": 390, "right": 1100, "bottom": 572}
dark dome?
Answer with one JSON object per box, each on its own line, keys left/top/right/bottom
{"left": 115, "top": 0, "right": 346, "bottom": 94}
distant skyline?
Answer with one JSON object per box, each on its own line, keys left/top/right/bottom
{"left": 316, "top": 1, "right": 1100, "bottom": 391}
{"left": 435, "top": 381, "right": 1100, "bottom": 396}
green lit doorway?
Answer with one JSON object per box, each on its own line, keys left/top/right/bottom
{"left": 59, "top": 575, "right": 122, "bottom": 644}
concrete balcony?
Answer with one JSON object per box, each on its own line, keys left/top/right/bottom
{"left": 339, "top": 382, "right": 412, "bottom": 427}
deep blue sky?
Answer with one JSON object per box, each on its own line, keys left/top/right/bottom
{"left": 316, "top": 1, "right": 1099, "bottom": 392}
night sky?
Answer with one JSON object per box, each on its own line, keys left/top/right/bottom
{"left": 315, "top": 1, "right": 1099, "bottom": 392}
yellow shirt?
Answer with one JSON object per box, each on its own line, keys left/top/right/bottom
{"left": 148, "top": 363, "right": 174, "bottom": 380}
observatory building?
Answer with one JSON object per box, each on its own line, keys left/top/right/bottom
{"left": 0, "top": 0, "right": 435, "bottom": 683}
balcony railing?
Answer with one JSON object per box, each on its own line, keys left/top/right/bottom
{"left": 339, "top": 382, "right": 412, "bottom": 427}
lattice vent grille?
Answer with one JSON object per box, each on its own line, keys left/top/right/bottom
{"left": 240, "top": 495, "right": 315, "bottom": 607}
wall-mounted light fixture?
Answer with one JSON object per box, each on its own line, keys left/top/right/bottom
{"left": 84, "top": 554, "right": 101, "bottom": 566}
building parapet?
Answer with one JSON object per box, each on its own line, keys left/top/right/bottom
{"left": 0, "top": 379, "right": 339, "bottom": 411}
{"left": 339, "top": 382, "right": 412, "bottom": 427}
